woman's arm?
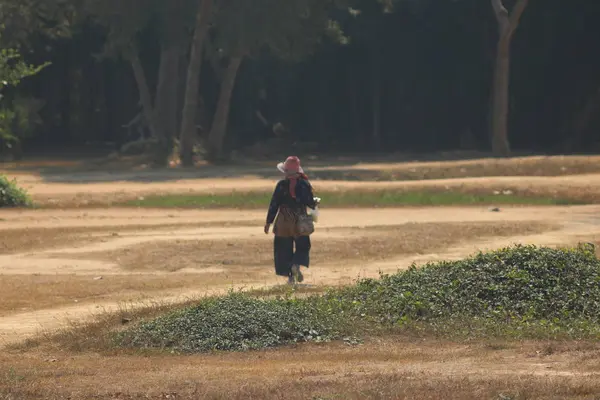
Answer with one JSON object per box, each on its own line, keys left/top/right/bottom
{"left": 266, "top": 181, "right": 283, "bottom": 224}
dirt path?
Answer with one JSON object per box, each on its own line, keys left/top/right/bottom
{"left": 2, "top": 205, "right": 600, "bottom": 346}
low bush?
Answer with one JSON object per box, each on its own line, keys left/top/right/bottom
{"left": 117, "top": 294, "right": 346, "bottom": 352}
{"left": 0, "top": 175, "right": 32, "bottom": 207}
{"left": 117, "top": 244, "right": 600, "bottom": 353}
{"left": 338, "top": 243, "right": 600, "bottom": 323}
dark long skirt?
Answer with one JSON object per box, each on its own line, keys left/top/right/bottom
{"left": 274, "top": 236, "right": 311, "bottom": 277}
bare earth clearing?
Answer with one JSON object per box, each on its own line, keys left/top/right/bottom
{"left": 3, "top": 157, "right": 600, "bottom": 399}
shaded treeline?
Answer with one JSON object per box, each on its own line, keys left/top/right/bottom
{"left": 9, "top": 0, "right": 600, "bottom": 154}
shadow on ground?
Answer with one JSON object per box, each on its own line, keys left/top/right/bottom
{"left": 0, "top": 149, "right": 589, "bottom": 184}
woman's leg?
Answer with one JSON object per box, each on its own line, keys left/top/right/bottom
{"left": 274, "top": 236, "right": 294, "bottom": 277}
{"left": 293, "top": 235, "right": 311, "bottom": 268}
{"left": 291, "top": 236, "right": 311, "bottom": 283}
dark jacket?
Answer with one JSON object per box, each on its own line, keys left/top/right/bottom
{"left": 266, "top": 178, "right": 317, "bottom": 236}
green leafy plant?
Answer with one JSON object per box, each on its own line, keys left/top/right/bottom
{"left": 117, "top": 293, "right": 346, "bottom": 353}
{"left": 116, "top": 245, "right": 600, "bottom": 353}
{"left": 0, "top": 175, "right": 32, "bottom": 207}
{"left": 0, "top": 31, "right": 50, "bottom": 153}
{"left": 335, "top": 244, "right": 600, "bottom": 326}
{"left": 0, "top": 48, "right": 49, "bottom": 91}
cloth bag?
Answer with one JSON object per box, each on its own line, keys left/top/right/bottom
{"left": 296, "top": 213, "right": 315, "bottom": 236}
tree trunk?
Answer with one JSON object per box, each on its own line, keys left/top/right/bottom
{"left": 489, "top": 0, "right": 529, "bottom": 157}
{"left": 128, "top": 50, "right": 159, "bottom": 139}
{"left": 490, "top": 37, "right": 510, "bottom": 156}
{"left": 565, "top": 85, "right": 600, "bottom": 152}
{"left": 372, "top": 49, "right": 382, "bottom": 150}
{"left": 178, "top": 0, "right": 213, "bottom": 167}
{"left": 206, "top": 55, "right": 243, "bottom": 162}
{"left": 154, "top": 45, "right": 180, "bottom": 163}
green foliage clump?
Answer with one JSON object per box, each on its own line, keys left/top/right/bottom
{"left": 117, "top": 245, "right": 600, "bottom": 353}
{"left": 0, "top": 175, "right": 32, "bottom": 207}
{"left": 335, "top": 244, "right": 600, "bottom": 327}
{"left": 0, "top": 33, "right": 50, "bottom": 149}
{"left": 117, "top": 293, "right": 345, "bottom": 353}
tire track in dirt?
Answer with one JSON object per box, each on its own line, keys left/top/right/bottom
{"left": 0, "top": 206, "right": 573, "bottom": 276}
{"left": 2, "top": 205, "right": 600, "bottom": 346}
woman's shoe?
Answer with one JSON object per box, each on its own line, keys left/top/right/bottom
{"left": 291, "top": 264, "right": 304, "bottom": 283}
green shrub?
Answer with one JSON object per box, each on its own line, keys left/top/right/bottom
{"left": 335, "top": 244, "right": 600, "bottom": 324}
{"left": 117, "top": 293, "right": 346, "bottom": 353}
{"left": 0, "top": 175, "right": 32, "bottom": 207}
{"left": 117, "top": 245, "right": 600, "bottom": 353}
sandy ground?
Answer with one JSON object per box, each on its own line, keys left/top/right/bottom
{"left": 3, "top": 163, "right": 600, "bottom": 398}
{"left": 1, "top": 205, "right": 600, "bottom": 346}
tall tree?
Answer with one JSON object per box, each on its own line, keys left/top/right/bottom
{"left": 85, "top": 0, "right": 195, "bottom": 164}
{"left": 154, "top": 1, "right": 195, "bottom": 161}
{"left": 203, "top": 0, "right": 350, "bottom": 161}
{"left": 85, "top": 0, "right": 158, "bottom": 137}
{"left": 490, "top": 0, "right": 529, "bottom": 156}
{"left": 178, "top": 0, "right": 214, "bottom": 167}
{"left": 342, "top": 2, "right": 388, "bottom": 149}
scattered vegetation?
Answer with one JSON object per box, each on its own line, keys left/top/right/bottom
{"left": 339, "top": 242, "right": 600, "bottom": 339}
{"left": 117, "top": 294, "right": 344, "bottom": 352}
{"left": 116, "top": 244, "right": 600, "bottom": 353}
{"left": 0, "top": 175, "right": 32, "bottom": 207}
{"left": 123, "top": 190, "right": 581, "bottom": 209}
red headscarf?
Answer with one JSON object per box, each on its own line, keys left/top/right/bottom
{"left": 279, "top": 156, "right": 308, "bottom": 199}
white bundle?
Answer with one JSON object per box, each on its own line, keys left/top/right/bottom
{"left": 310, "top": 197, "right": 321, "bottom": 223}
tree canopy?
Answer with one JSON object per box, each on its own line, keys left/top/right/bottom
{"left": 1, "top": 0, "right": 598, "bottom": 161}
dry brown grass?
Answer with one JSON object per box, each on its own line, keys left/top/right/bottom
{"left": 0, "top": 221, "right": 261, "bottom": 254}
{"left": 451, "top": 184, "right": 600, "bottom": 205}
{"left": 66, "top": 221, "right": 556, "bottom": 272}
{"left": 10, "top": 155, "right": 600, "bottom": 208}
{"left": 316, "top": 155, "right": 600, "bottom": 181}
{"left": 30, "top": 174, "right": 600, "bottom": 209}
{"left": 2, "top": 156, "right": 600, "bottom": 399}
{"left": 0, "top": 273, "right": 268, "bottom": 316}
{"left": 0, "top": 221, "right": 554, "bottom": 317}
{"left": 0, "top": 226, "right": 101, "bottom": 254}
{"left": 1, "top": 221, "right": 555, "bottom": 352}
{"left": 9, "top": 284, "right": 325, "bottom": 354}
{"left": 3, "top": 337, "right": 600, "bottom": 399}
{"left": 7, "top": 154, "right": 600, "bottom": 180}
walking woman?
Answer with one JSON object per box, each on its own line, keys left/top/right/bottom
{"left": 264, "top": 156, "right": 318, "bottom": 284}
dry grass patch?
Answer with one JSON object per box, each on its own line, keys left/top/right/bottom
{"left": 9, "top": 285, "right": 326, "bottom": 353}
{"left": 70, "top": 221, "right": 557, "bottom": 272}
{"left": 315, "top": 155, "right": 600, "bottom": 181}
{"left": 0, "top": 271, "right": 268, "bottom": 316}
{"left": 0, "top": 221, "right": 261, "bottom": 254}
{"left": 3, "top": 338, "right": 600, "bottom": 399}
{"left": 456, "top": 184, "right": 600, "bottom": 206}
{"left": 314, "top": 221, "right": 555, "bottom": 264}
{"left": 0, "top": 221, "right": 554, "bottom": 317}
{"left": 0, "top": 227, "right": 101, "bottom": 254}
